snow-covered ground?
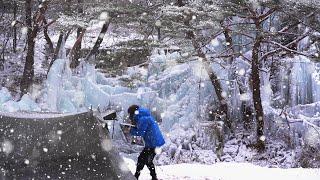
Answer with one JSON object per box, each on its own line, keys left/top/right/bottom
{"left": 124, "top": 157, "right": 320, "bottom": 180}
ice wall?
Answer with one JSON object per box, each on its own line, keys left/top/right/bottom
{"left": 0, "top": 87, "right": 41, "bottom": 112}
{"left": 266, "top": 55, "right": 320, "bottom": 148}
{"left": 147, "top": 50, "right": 242, "bottom": 130}
{"left": 46, "top": 59, "right": 73, "bottom": 112}
{"left": 289, "top": 56, "right": 314, "bottom": 106}
{"left": 273, "top": 56, "right": 320, "bottom": 107}
{"left": 0, "top": 87, "right": 12, "bottom": 105}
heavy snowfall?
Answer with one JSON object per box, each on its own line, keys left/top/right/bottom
{"left": 0, "top": 0, "right": 320, "bottom": 179}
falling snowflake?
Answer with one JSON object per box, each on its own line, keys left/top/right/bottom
{"left": 101, "top": 139, "right": 112, "bottom": 151}
{"left": 259, "top": 136, "right": 266, "bottom": 142}
{"left": 155, "top": 147, "right": 162, "bottom": 154}
{"left": 237, "top": 69, "right": 246, "bottom": 76}
{"left": 119, "top": 161, "right": 130, "bottom": 172}
{"left": 99, "top": 12, "right": 109, "bottom": 21}
{"left": 21, "top": 27, "right": 28, "bottom": 35}
{"left": 155, "top": 20, "right": 162, "bottom": 27}
{"left": 239, "top": 93, "right": 250, "bottom": 101}
{"left": 11, "top": 21, "right": 17, "bottom": 27}
{"left": 2, "top": 140, "right": 14, "bottom": 155}
{"left": 210, "top": 39, "right": 220, "bottom": 47}
{"left": 221, "top": 91, "right": 227, "bottom": 98}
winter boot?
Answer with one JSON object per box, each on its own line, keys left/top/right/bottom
{"left": 151, "top": 172, "right": 158, "bottom": 180}
{"left": 134, "top": 172, "right": 140, "bottom": 179}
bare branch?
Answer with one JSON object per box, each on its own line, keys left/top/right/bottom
{"left": 260, "top": 30, "right": 312, "bottom": 60}
{"left": 228, "top": 22, "right": 255, "bottom": 26}
{"left": 265, "top": 40, "right": 313, "bottom": 57}
{"left": 278, "top": 12, "right": 314, "bottom": 33}
{"left": 68, "top": 29, "right": 86, "bottom": 58}
{"left": 234, "top": 32, "right": 254, "bottom": 39}
{"left": 211, "top": 53, "right": 242, "bottom": 59}
{"left": 259, "top": 8, "right": 277, "bottom": 23}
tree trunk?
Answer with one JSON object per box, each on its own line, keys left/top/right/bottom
{"left": 21, "top": 0, "right": 49, "bottom": 95}
{"left": 70, "top": 27, "right": 84, "bottom": 68}
{"left": 191, "top": 37, "right": 232, "bottom": 131}
{"left": 70, "top": 0, "right": 84, "bottom": 68}
{"left": 157, "top": 27, "right": 161, "bottom": 41}
{"left": 223, "top": 28, "right": 233, "bottom": 55}
{"left": 47, "top": 32, "right": 63, "bottom": 73}
{"left": 222, "top": 21, "right": 252, "bottom": 131}
{"left": 184, "top": 10, "right": 231, "bottom": 131}
{"left": 13, "top": 0, "right": 17, "bottom": 53}
{"left": 251, "top": 33, "right": 265, "bottom": 151}
{"left": 85, "top": 17, "right": 110, "bottom": 63}
{"left": 0, "top": 36, "right": 9, "bottom": 71}
{"left": 43, "top": 19, "right": 54, "bottom": 55}
{"left": 20, "top": 0, "right": 34, "bottom": 95}
{"left": 222, "top": 22, "right": 236, "bottom": 126}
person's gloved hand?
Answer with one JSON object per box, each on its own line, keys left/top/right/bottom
{"left": 131, "top": 119, "right": 136, "bottom": 126}
{"left": 123, "top": 126, "right": 131, "bottom": 134}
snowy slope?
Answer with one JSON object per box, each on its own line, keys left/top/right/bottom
{"left": 124, "top": 157, "right": 320, "bottom": 180}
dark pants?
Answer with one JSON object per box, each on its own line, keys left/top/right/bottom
{"left": 135, "top": 148, "right": 157, "bottom": 179}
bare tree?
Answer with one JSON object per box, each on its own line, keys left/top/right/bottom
{"left": 20, "top": 0, "right": 50, "bottom": 95}
{"left": 214, "top": 0, "right": 320, "bottom": 151}
{"left": 12, "top": 0, "right": 18, "bottom": 53}
{"left": 70, "top": 0, "right": 85, "bottom": 68}
{"left": 84, "top": 15, "right": 111, "bottom": 63}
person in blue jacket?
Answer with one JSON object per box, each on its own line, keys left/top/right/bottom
{"left": 128, "top": 105, "right": 165, "bottom": 180}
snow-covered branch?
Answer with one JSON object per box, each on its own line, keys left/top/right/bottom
{"left": 265, "top": 40, "right": 313, "bottom": 58}
{"left": 259, "top": 30, "right": 313, "bottom": 61}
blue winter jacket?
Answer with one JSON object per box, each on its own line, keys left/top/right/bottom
{"left": 130, "top": 107, "right": 165, "bottom": 148}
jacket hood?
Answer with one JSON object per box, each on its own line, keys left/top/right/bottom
{"left": 137, "top": 108, "right": 151, "bottom": 117}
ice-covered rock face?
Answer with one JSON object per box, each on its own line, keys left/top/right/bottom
{"left": 147, "top": 52, "right": 223, "bottom": 131}
{"left": 43, "top": 56, "right": 164, "bottom": 114}
{"left": 270, "top": 55, "right": 320, "bottom": 107}
{"left": 147, "top": 50, "right": 248, "bottom": 131}
{"left": 304, "top": 128, "right": 320, "bottom": 148}
{"left": 0, "top": 87, "right": 12, "bottom": 105}
{"left": 19, "top": 94, "right": 41, "bottom": 111}
{"left": 46, "top": 59, "right": 73, "bottom": 112}
{"left": 0, "top": 94, "right": 41, "bottom": 112}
